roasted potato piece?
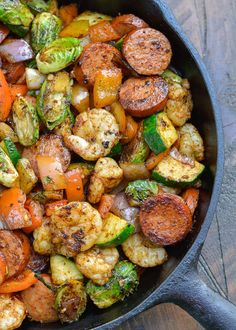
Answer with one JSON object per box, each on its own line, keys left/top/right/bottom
{"left": 16, "top": 158, "right": 38, "bottom": 194}
{"left": 178, "top": 123, "right": 204, "bottom": 161}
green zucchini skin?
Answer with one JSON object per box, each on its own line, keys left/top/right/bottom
{"left": 96, "top": 213, "right": 135, "bottom": 248}
{"left": 143, "top": 112, "right": 178, "bottom": 155}
{"left": 152, "top": 155, "right": 205, "bottom": 187}
{"left": 2, "top": 137, "right": 21, "bottom": 167}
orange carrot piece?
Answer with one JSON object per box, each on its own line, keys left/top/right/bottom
{"left": 45, "top": 200, "right": 68, "bottom": 217}
{"left": 0, "top": 254, "right": 7, "bottom": 285}
{"left": 0, "top": 269, "right": 37, "bottom": 293}
{"left": 145, "top": 149, "right": 170, "bottom": 171}
{"left": 89, "top": 20, "right": 120, "bottom": 43}
{"left": 23, "top": 199, "right": 43, "bottom": 234}
{"left": 0, "top": 69, "right": 12, "bottom": 121}
{"left": 10, "top": 84, "right": 28, "bottom": 101}
{"left": 98, "top": 195, "right": 115, "bottom": 218}
{"left": 65, "top": 169, "right": 84, "bottom": 202}
{"left": 36, "top": 156, "right": 66, "bottom": 191}
{"left": 4, "top": 62, "right": 26, "bottom": 84}
{"left": 182, "top": 188, "right": 200, "bottom": 215}
{"left": 59, "top": 3, "right": 78, "bottom": 26}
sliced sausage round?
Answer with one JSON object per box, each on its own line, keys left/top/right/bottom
{"left": 111, "top": 14, "right": 149, "bottom": 36}
{"left": 122, "top": 28, "right": 172, "bottom": 75}
{"left": 21, "top": 274, "right": 58, "bottom": 323}
{"left": 0, "top": 231, "right": 30, "bottom": 278}
{"left": 119, "top": 76, "right": 168, "bottom": 117}
{"left": 22, "top": 134, "right": 71, "bottom": 177}
{"left": 80, "top": 43, "right": 122, "bottom": 86}
{"left": 140, "top": 193, "right": 192, "bottom": 246}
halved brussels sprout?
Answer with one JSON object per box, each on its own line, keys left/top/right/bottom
{"left": 0, "top": 146, "right": 19, "bottom": 187}
{"left": 25, "top": 0, "right": 49, "bottom": 13}
{"left": 16, "top": 158, "right": 38, "bottom": 194}
{"left": 0, "top": 122, "right": 18, "bottom": 142}
{"left": 125, "top": 180, "right": 159, "bottom": 206}
{"left": 74, "top": 11, "right": 112, "bottom": 26}
{"left": 36, "top": 37, "right": 82, "bottom": 74}
{"left": 86, "top": 261, "right": 139, "bottom": 309}
{"left": 31, "top": 12, "right": 62, "bottom": 53}
{"left": 55, "top": 280, "right": 87, "bottom": 323}
{"left": 0, "top": 0, "right": 34, "bottom": 37}
{"left": 12, "top": 96, "right": 39, "bottom": 146}
{"left": 36, "top": 71, "right": 71, "bottom": 130}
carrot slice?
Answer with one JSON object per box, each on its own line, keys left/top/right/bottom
{"left": 140, "top": 193, "right": 192, "bottom": 246}
{"left": 145, "top": 149, "right": 170, "bottom": 171}
{"left": 36, "top": 156, "right": 66, "bottom": 191}
{"left": 10, "top": 84, "right": 28, "bottom": 101}
{"left": 0, "top": 254, "right": 7, "bottom": 285}
{"left": 89, "top": 20, "right": 120, "bottom": 43}
{"left": 0, "top": 69, "right": 12, "bottom": 121}
{"left": 0, "top": 269, "right": 37, "bottom": 293}
{"left": 65, "top": 169, "right": 84, "bottom": 202}
{"left": 23, "top": 199, "right": 43, "bottom": 234}
{"left": 59, "top": 3, "right": 78, "bottom": 26}
{"left": 45, "top": 200, "right": 68, "bottom": 217}
{"left": 98, "top": 195, "right": 115, "bottom": 218}
{"left": 182, "top": 188, "right": 199, "bottom": 215}
{"left": 0, "top": 188, "right": 32, "bottom": 230}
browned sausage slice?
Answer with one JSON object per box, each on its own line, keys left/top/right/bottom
{"left": 21, "top": 274, "right": 58, "bottom": 323}
{"left": 22, "top": 134, "right": 71, "bottom": 177}
{"left": 111, "top": 14, "right": 149, "bottom": 36}
{"left": 119, "top": 76, "right": 168, "bottom": 117}
{"left": 122, "top": 28, "right": 172, "bottom": 75}
{"left": 80, "top": 43, "right": 122, "bottom": 86}
{"left": 0, "top": 231, "right": 30, "bottom": 278}
{"left": 140, "top": 193, "right": 192, "bottom": 245}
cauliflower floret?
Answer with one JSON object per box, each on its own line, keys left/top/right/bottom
{"left": 33, "top": 217, "right": 54, "bottom": 255}
{"left": 65, "top": 109, "right": 120, "bottom": 161}
{"left": 76, "top": 246, "right": 119, "bottom": 285}
{"left": 88, "top": 157, "right": 123, "bottom": 204}
{"left": 50, "top": 202, "right": 102, "bottom": 257}
{"left": 0, "top": 294, "right": 26, "bottom": 330}
{"left": 165, "top": 78, "right": 193, "bottom": 127}
{"left": 178, "top": 123, "right": 204, "bottom": 161}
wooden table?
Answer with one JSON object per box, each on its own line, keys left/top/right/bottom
{"left": 118, "top": 0, "right": 236, "bottom": 329}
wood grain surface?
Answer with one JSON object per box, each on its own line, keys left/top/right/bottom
{"left": 117, "top": 0, "right": 236, "bottom": 329}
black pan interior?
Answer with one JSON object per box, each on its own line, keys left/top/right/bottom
{"left": 22, "top": 0, "right": 217, "bottom": 329}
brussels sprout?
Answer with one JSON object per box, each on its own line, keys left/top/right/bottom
{"left": 120, "top": 122, "right": 150, "bottom": 164}
{"left": 0, "top": 146, "right": 19, "bottom": 187}
{"left": 55, "top": 280, "right": 87, "bottom": 323}
{"left": 36, "top": 71, "right": 71, "bottom": 130}
{"left": 74, "top": 11, "right": 112, "bottom": 26}
{"left": 48, "top": 0, "right": 59, "bottom": 16}
{"left": 86, "top": 261, "right": 139, "bottom": 309}
{"left": 0, "top": 122, "right": 18, "bottom": 142}
{"left": 36, "top": 37, "right": 82, "bottom": 74}
{"left": 26, "top": 0, "right": 49, "bottom": 13}
{"left": 12, "top": 96, "right": 39, "bottom": 146}
{"left": 0, "top": 0, "right": 34, "bottom": 37}
{"left": 125, "top": 180, "right": 159, "bottom": 206}
{"left": 161, "top": 69, "right": 182, "bottom": 84}
{"left": 31, "top": 12, "right": 62, "bottom": 53}
{"left": 16, "top": 158, "right": 38, "bottom": 194}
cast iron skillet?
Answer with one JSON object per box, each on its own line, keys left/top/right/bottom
{"left": 22, "top": 0, "right": 236, "bottom": 329}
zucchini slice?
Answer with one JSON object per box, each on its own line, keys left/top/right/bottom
{"left": 152, "top": 154, "right": 205, "bottom": 187}
{"left": 96, "top": 213, "right": 135, "bottom": 247}
{"left": 144, "top": 112, "right": 178, "bottom": 155}
{"left": 0, "top": 138, "right": 21, "bottom": 166}
{"left": 50, "top": 255, "right": 83, "bottom": 285}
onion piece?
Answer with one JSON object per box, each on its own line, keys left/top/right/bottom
{"left": 111, "top": 192, "right": 140, "bottom": 232}
{"left": 0, "top": 39, "right": 34, "bottom": 63}
{"left": 25, "top": 68, "right": 45, "bottom": 90}
{"left": 170, "top": 147, "right": 195, "bottom": 167}
{"left": 120, "top": 162, "right": 150, "bottom": 181}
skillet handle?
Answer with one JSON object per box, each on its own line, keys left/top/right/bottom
{"left": 164, "top": 266, "right": 236, "bottom": 330}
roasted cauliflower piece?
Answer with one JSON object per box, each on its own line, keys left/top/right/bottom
{"left": 88, "top": 157, "right": 123, "bottom": 204}
{"left": 65, "top": 109, "right": 120, "bottom": 161}
{"left": 33, "top": 217, "right": 54, "bottom": 255}
{"left": 178, "top": 123, "right": 204, "bottom": 161}
{"left": 0, "top": 294, "right": 26, "bottom": 330}
{"left": 50, "top": 202, "right": 102, "bottom": 257}
{"left": 76, "top": 246, "right": 119, "bottom": 285}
